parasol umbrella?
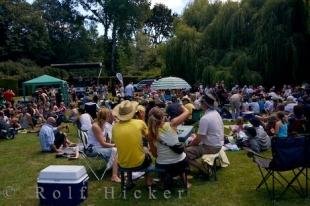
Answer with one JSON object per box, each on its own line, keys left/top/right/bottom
{"left": 151, "top": 77, "right": 191, "bottom": 90}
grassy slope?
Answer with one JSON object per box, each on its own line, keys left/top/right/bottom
{"left": 0, "top": 126, "right": 308, "bottom": 206}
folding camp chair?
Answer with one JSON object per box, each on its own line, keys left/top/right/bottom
{"left": 77, "top": 129, "right": 113, "bottom": 180}
{"left": 245, "top": 136, "right": 306, "bottom": 202}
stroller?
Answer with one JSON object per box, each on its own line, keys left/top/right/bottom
{"left": 0, "top": 121, "right": 17, "bottom": 140}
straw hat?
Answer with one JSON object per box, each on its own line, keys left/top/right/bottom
{"left": 182, "top": 95, "right": 191, "bottom": 102}
{"left": 112, "top": 100, "right": 139, "bottom": 121}
{"left": 136, "top": 105, "right": 146, "bottom": 113}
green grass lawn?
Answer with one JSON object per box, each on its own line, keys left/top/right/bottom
{"left": 0, "top": 125, "right": 309, "bottom": 206}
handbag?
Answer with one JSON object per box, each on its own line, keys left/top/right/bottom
{"left": 158, "top": 139, "right": 185, "bottom": 154}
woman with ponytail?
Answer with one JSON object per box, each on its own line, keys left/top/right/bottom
{"left": 274, "top": 111, "right": 288, "bottom": 138}
{"left": 148, "top": 106, "right": 190, "bottom": 189}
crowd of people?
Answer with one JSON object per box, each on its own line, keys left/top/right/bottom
{"left": 1, "top": 81, "right": 309, "bottom": 189}
{"left": 0, "top": 87, "right": 68, "bottom": 133}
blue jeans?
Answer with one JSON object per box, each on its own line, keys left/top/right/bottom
{"left": 92, "top": 147, "right": 114, "bottom": 161}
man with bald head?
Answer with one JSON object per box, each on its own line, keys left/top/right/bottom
{"left": 39, "top": 117, "right": 68, "bottom": 152}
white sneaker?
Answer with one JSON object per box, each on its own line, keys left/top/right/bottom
{"left": 132, "top": 172, "right": 145, "bottom": 180}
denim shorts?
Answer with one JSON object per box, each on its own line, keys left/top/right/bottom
{"left": 92, "top": 147, "right": 113, "bottom": 161}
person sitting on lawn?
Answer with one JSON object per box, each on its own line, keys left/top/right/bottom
{"left": 78, "top": 106, "right": 93, "bottom": 131}
{"left": 288, "top": 105, "right": 307, "bottom": 135}
{"left": 231, "top": 116, "right": 245, "bottom": 135}
{"left": 272, "top": 111, "right": 288, "bottom": 138}
{"left": 38, "top": 117, "right": 70, "bottom": 153}
{"left": 87, "top": 108, "right": 120, "bottom": 182}
{"left": 245, "top": 118, "right": 271, "bottom": 153}
{"left": 68, "top": 103, "right": 79, "bottom": 123}
{"left": 19, "top": 108, "right": 34, "bottom": 129}
{"left": 148, "top": 106, "right": 190, "bottom": 189}
{"left": 112, "top": 100, "right": 153, "bottom": 187}
{"left": 186, "top": 93, "right": 224, "bottom": 173}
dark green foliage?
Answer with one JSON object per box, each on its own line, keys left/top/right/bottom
{"left": 0, "top": 0, "right": 308, "bottom": 84}
{"left": 0, "top": 59, "right": 69, "bottom": 80}
{"left": 78, "top": 0, "right": 151, "bottom": 73}
{"left": 0, "top": 79, "right": 18, "bottom": 94}
{"left": 0, "top": 0, "right": 50, "bottom": 63}
{"left": 164, "top": 0, "right": 310, "bottom": 86}
{"left": 144, "top": 3, "right": 176, "bottom": 44}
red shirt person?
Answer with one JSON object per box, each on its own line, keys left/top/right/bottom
{"left": 3, "top": 89, "right": 15, "bottom": 103}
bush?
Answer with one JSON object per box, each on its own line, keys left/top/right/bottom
{"left": 0, "top": 79, "right": 18, "bottom": 94}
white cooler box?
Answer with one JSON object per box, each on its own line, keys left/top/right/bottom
{"left": 37, "top": 165, "right": 89, "bottom": 206}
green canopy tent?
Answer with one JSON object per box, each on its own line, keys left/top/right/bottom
{"left": 23, "top": 75, "right": 69, "bottom": 105}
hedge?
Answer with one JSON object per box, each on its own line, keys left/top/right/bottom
{"left": 0, "top": 79, "right": 19, "bottom": 95}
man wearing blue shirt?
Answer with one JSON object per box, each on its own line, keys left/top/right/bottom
{"left": 124, "top": 82, "right": 135, "bottom": 100}
{"left": 39, "top": 117, "right": 68, "bottom": 152}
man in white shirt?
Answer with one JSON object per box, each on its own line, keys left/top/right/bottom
{"left": 124, "top": 82, "right": 134, "bottom": 100}
{"left": 78, "top": 106, "right": 93, "bottom": 131}
{"left": 186, "top": 93, "right": 224, "bottom": 172}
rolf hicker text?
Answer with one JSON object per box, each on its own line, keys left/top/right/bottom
{"left": 36, "top": 186, "right": 187, "bottom": 200}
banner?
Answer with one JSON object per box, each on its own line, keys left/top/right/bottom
{"left": 116, "top": 73, "right": 123, "bottom": 85}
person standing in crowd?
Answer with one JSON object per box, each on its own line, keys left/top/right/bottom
{"left": 124, "top": 82, "right": 134, "bottom": 100}
{"left": 98, "top": 84, "right": 104, "bottom": 100}
{"left": 112, "top": 100, "right": 153, "bottom": 186}
{"left": 229, "top": 90, "right": 242, "bottom": 119}
{"left": 3, "top": 89, "right": 15, "bottom": 105}
{"left": 186, "top": 94, "right": 224, "bottom": 173}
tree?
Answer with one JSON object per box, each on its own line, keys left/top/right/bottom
{"left": 164, "top": 22, "right": 202, "bottom": 83}
{"left": 144, "top": 3, "right": 176, "bottom": 44}
{"left": 78, "top": 0, "right": 150, "bottom": 74}
{"left": 33, "top": 0, "right": 94, "bottom": 63}
{"left": 163, "top": 0, "right": 310, "bottom": 86}
{"left": 0, "top": 0, "right": 50, "bottom": 63}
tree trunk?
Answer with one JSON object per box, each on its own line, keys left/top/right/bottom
{"left": 103, "top": 24, "right": 109, "bottom": 40}
{"left": 111, "top": 24, "right": 117, "bottom": 74}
